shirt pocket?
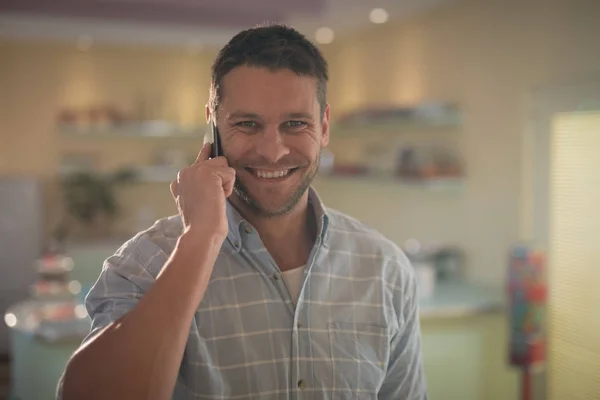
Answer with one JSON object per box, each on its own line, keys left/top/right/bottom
{"left": 328, "top": 320, "right": 390, "bottom": 399}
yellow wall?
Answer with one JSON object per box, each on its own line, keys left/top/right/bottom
{"left": 0, "top": 40, "right": 218, "bottom": 236}
{"left": 320, "top": 0, "right": 600, "bottom": 284}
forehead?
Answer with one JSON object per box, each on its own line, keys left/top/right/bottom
{"left": 219, "top": 66, "right": 319, "bottom": 116}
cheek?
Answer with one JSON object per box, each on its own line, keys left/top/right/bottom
{"left": 305, "top": 135, "right": 323, "bottom": 158}
{"left": 222, "top": 133, "right": 248, "bottom": 158}
{"left": 293, "top": 128, "right": 321, "bottom": 148}
{"left": 307, "top": 127, "right": 327, "bottom": 150}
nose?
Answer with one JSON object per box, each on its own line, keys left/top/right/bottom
{"left": 255, "top": 124, "right": 290, "bottom": 163}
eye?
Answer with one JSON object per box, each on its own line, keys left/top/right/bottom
{"left": 283, "top": 120, "right": 307, "bottom": 129}
{"left": 236, "top": 121, "right": 257, "bottom": 128}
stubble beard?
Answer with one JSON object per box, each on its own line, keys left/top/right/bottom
{"left": 232, "top": 150, "right": 321, "bottom": 218}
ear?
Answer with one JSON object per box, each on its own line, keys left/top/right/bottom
{"left": 320, "top": 104, "right": 331, "bottom": 147}
{"left": 205, "top": 104, "right": 211, "bottom": 124}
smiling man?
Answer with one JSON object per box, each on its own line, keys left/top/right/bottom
{"left": 58, "top": 23, "right": 428, "bottom": 400}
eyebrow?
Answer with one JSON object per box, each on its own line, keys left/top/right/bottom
{"left": 225, "top": 111, "right": 315, "bottom": 122}
{"left": 225, "top": 111, "right": 262, "bottom": 121}
{"left": 284, "top": 112, "right": 314, "bottom": 120}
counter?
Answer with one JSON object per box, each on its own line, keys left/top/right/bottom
{"left": 419, "top": 281, "right": 505, "bottom": 319}
{"left": 418, "top": 282, "right": 518, "bottom": 400}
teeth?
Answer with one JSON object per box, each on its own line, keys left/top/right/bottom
{"left": 254, "top": 169, "right": 290, "bottom": 179}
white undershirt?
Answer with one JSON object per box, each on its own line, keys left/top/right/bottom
{"left": 281, "top": 265, "right": 306, "bottom": 304}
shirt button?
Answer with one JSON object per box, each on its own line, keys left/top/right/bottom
{"left": 298, "top": 379, "right": 306, "bottom": 390}
{"left": 297, "top": 322, "right": 302, "bottom": 329}
{"left": 273, "top": 272, "right": 281, "bottom": 280}
{"left": 243, "top": 223, "right": 252, "bottom": 234}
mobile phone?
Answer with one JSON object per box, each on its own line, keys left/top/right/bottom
{"left": 205, "top": 122, "right": 223, "bottom": 158}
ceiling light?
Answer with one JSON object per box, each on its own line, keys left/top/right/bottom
{"left": 315, "top": 27, "right": 334, "bottom": 44}
{"left": 369, "top": 8, "right": 389, "bottom": 24}
{"left": 76, "top": 35, "right": 93, "bottom": 51}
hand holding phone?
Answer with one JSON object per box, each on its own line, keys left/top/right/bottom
{"left": 171, "top": 125, "right": 234, "bottom": 240}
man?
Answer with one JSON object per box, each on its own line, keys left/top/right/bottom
{"left": 59, "top": 23, "right": 427, "bottom": 400}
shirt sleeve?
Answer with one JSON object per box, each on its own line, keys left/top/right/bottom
{"left": 378, "top": 262, "right": 429, "bottom": 400}
{"left": 56, "top": 237, "right": 159, "bottom": 399}
{"left": 83, "top": 243, "right": 157, "bottom": 343}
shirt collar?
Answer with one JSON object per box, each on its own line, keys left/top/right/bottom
{"left": 225, "top": 186, "right": 330, "bottom": 251}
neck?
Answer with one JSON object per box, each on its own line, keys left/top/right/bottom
{"left": 230, "top": 193, "right": 317, "bottom": 271}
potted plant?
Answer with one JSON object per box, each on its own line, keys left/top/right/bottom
{"left": 53, "top": 168, "right": 137, "bottom": 247}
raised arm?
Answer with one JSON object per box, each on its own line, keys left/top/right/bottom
{"left": 59, "top": 143, "right": 236, "bottom": 400}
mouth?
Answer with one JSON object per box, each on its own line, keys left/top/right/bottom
{"left": 245, "top": 167, "right": 300, "bottom": 181}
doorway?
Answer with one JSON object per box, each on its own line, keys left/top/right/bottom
{"left": 547, "top": 111, "right": 600, "bottom": 400}
{"left": 527, "top": 78, "right": 600, "bottom": 400}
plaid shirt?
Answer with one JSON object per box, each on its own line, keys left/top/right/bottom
{"left": 59, "top": 188, "right": 427, "bottom": 399}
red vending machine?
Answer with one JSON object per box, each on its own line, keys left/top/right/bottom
{"left": 507, "top": 244, "right": 547, "bottom": 400}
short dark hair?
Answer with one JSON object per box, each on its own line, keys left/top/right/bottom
{"left": 208, "top": 23, "right": 329, "bottom": 121}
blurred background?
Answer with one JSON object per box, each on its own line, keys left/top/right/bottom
{"left": 1, "top": 0, "right": 599, "bottom": 399}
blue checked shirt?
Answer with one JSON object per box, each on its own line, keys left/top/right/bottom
{"left": 58, "top": 188, "right": 427, "bottom": 399}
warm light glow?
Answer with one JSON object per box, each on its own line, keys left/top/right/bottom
{"left": 68, "top": 280, "right": 82, "bottom": 295}
{"left": 77, "top": 35, "right": 94, "bottom": 51}
{"left": 315, "top": 27, "right": 335, "bottom": 44}
{"left": 4, "top": 313, "right": 17, "bottom": 328}
{"left": 75, "top": 304, "right": 88, "bottom": 318}
{"left": 370, "top": 8, "right": 389, "bottom": 24}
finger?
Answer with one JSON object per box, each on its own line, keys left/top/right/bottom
{"left": 193, "top": 143, "right": 211, "bottom": 165}
{"left": 205, "top": 157, "right": 230, "bottom": 169}
{"left": 221, "top": 168, "right": 236, "bottom": 197}
{"left": 170, "top": 180, "right": 179, "bottom": 198}
{"left": 223, "top": 179, "right": 235, "bottom": 197}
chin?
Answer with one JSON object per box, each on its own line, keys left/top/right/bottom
{"left": 233, "top": 174, "right": 312, "bottom": 218}
{"left": 258, "top": 198, "right": 303, "bottom": 216}
{"left": 234, "top": 188, "right": 305, "bottom": 217}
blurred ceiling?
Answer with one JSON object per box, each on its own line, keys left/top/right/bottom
{"left": 0, "top": 0, "right": 456, "bottom": 47}
{"left": 0, "top": 0, "right": 326, "bottom": 29}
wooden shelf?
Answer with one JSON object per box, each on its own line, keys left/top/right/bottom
{"left": 56, "top": 122, "right": 207, "bottom": 179}
{"left": 330, "top": 115, "right": 462, "bottom": 137}
{"left": 134, "top": 166, "right": 179, "bottom": 183}
{"left": 316, "top": 173, "right": 465, "bottom": 191}
{"left": 58, "top": 122, "right": 208, "bottom": 139}
{"left": 57, "top": 165, "right": 179, "bottom": 184}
